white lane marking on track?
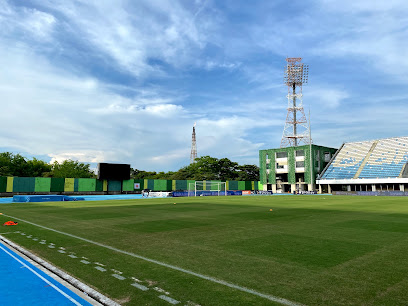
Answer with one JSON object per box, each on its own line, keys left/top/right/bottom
{"left": 2, "top": 213, "right": 303, "bottom": 306}
{"left": 0, "top": 244, "right": 83, "bottom": 306}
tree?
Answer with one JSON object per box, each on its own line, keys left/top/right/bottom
{"left": 130, "top": 156, "right": 259, "bottom": 181}
{"left": 0, "top": 152, "right": 51, "bottom": 177}
{"left": 50, "top": 160, "right": 95, "bottom": 178}
{"left": 0, "top": 152, "right": 13, "bottom": 176}
{"left": 236, "top": 164, "right": 260, "bottom": 181}
{"left": 26, "top": 158, "right": 52, "bottom": 177}
{"left": 131, "top": 169, "right": 158, "bottom": 179}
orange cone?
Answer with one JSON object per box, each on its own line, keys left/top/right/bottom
{"left": 3, "top": 221, "right": 18, "bottom": 226}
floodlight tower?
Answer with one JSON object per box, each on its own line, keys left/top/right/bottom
{"left": 281, "top": 58, "right": 311, "bottom": 147}
{"left": 190, "top": 122, "right": 197, "bottom": 164}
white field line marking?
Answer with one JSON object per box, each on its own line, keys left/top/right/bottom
{"left": 2, "top": 214, "right": 303, "bottom": 306}
{"left": 112, "top": 274, "right": 126, "bottom": 280}
{"left": 159, "top": 295, "right": 180, "bottom": 304}
{"left": 131, "top": 283, "right": 149, "bottom": 291}
{"left": 0, "top": 244, "right": 83, "bottom": 306}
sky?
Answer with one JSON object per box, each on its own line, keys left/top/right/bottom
{"left": 1, "top": 0, "right": 408, "bottom": 172}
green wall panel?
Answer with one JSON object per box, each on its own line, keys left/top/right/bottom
{"left": 77, "top": 178, "right": 96, "bottom": 192}
{"left": 175, "top": 180, "right": 187, "bottom": 190}
{"left": 108, "top": 180, "right": 121, "bottom": 192}
{"left": 35, "top": 177, "right": 51, "bottom": 192}
{"left": 207, "top": 180, "right": 221, "bottom": 190}
{"left": 245, "top": 181, "right": 252, "bottom": 190}
{"left": 6, "top": 177, "right": 13, "bottom": 192}
{"left": 229, "top": 181, "right": 238, "bottom": 190}
{"left": 187, "top": 180, "right": 195, "bottom": 190}
{"left": 64, "top": 178, "right": 75, "bottom": 192}
{"left": 259, "top": 150, "right": 267, "bottom": 184}
{"left": 166, "top": 180, "right": 172, "bottom": 191}
{"left": 95, "top": 179, "right": 103, "bottom": 192}
{"left": 287, "top": 147, "right": 296, "bottom": 184}
{"left": 194, "top": 181, "right": 204, "bottom": 190}
{"left": 74, "top": 179, "right": 79, "bottom": 192}
{"left": 0, "top": 177, "right": 7, "bottom": 192}
{"left": 133, "top": 179, "right": 144, "bottom": 190}
{"left": 147, "top": 179, "right": 154, "bottom": 190}
{"left": 238, "top": 181, "right": 245, "bottom": 190}
{"left": 50, "top": 178, "right": 65, "bottom": 192}
{"left": 153, "top": 179, "right": 167, "bottom": 191}
{"left": 13, "top": 177, "right": 35, "bottom": 192}
{"left": 122, "top": 179, "right": 134, "bottom": 192}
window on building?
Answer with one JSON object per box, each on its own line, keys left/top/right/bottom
{"left": 295, "top": 150, "right": 305, "bottom": 157}
{"left": 324, "top": 152, "right": 331, "bottom": 162}
{"left": 276, "top": 152, "right": 288, "bottom": 158}
{"left": 296, "top": 161, "right": 304, "bottom": 168}
{"left": 276, "top": 163, "right": 284, "bottom": 169}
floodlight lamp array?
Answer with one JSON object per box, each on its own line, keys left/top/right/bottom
{"left": 284, "top": 63, "right": 309, "bottom": 86}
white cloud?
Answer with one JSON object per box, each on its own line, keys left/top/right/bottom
{"left": 0, "top": 2, "right": 56, "bottom": 41}
{"left": 314, "top": 0, "right": 408, "bottom": 81}
{"left": 308, "top": 87, "right": 349, "bottom": 109}
{"left": 0, "top": 40, "right": 266, "bottom": 170}
{"left": 49, "top": 151, "right": 108, "bottom": 164}
{"left": 25, "top": 0, "right": 220, "bottom": 76}
{"left": 2, "top": 0, "right": 408, "bottom": 173}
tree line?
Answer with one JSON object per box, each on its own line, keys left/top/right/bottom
{"left": 132, "top": 156, "right": 259, "bottom": 181}
{"left": 0, "top": 152, "right": 259, "bottom": 181}
{"left": 0, "top": 152, "right": 94, "bottom": 178}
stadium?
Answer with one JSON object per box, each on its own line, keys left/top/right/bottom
{"left": 1, "top": 58, "right": 408, "bottom": 306}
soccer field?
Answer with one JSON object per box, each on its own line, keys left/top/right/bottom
{"left": 1, "top": 195, "right": 408, "bottom": 305}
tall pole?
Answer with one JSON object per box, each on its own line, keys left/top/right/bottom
{"left": 293, "top": 83, "right": 297, "bottom": 147}
{"left": 309, "top": 108, "right": 313, "bottom": 190}
{"left": 190, "top": 122, "right": 197, "bottom": 164}
{"left": 281, "top": 58, "right": 310, "bottom": 148}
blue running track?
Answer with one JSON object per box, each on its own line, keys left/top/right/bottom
{"left": 0, "top": 241, "right": 93, "bottom": 305}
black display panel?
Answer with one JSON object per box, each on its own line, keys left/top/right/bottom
{"left": 97, "top": 163, "right": 131, "bottom": 180}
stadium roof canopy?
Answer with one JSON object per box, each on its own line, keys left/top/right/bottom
{"left": 317, "top": 136, "right": 408, "bottom": 185}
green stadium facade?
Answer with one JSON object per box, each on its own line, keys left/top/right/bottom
{"left": 259, "top": 144, "right": 337, "bottom": 193}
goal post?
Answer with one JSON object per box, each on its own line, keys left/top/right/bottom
{"left": 188, "top": 181, "right": 227, "bottom": 197}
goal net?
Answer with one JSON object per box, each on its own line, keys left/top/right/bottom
{"left": 188, "top": 181, "right": 227, "bottom": 197}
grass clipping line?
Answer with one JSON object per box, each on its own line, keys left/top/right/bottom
{"left": 2, "top": 213, "right": 303, "bottom": 306}
{"left": 0, "top": 235, "right": 120, "bottom": 306}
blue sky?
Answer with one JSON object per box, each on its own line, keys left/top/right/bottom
{"left": 1, "top": 0, "right": 408, "bottom": 172}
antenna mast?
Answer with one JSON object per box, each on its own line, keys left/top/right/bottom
{"left": 281, "top": 57, "right": 311, "bottom": 147}
{"left": 190, "top": 122, "right": 197, "bottom": 164}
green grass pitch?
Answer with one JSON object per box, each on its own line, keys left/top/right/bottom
{"left": 2, "top": 195, "right": 408, "bottom": 305}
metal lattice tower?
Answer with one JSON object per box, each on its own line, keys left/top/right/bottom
{"left": 281, "top": 57, "right": 311, "bottom": 147}
{"left": 190, "top": 122, "right": 197, "bottom": 164}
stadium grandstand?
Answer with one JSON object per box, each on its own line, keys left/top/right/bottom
{"left": 317, "top": 136, "right": 408, "bottom": 193}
